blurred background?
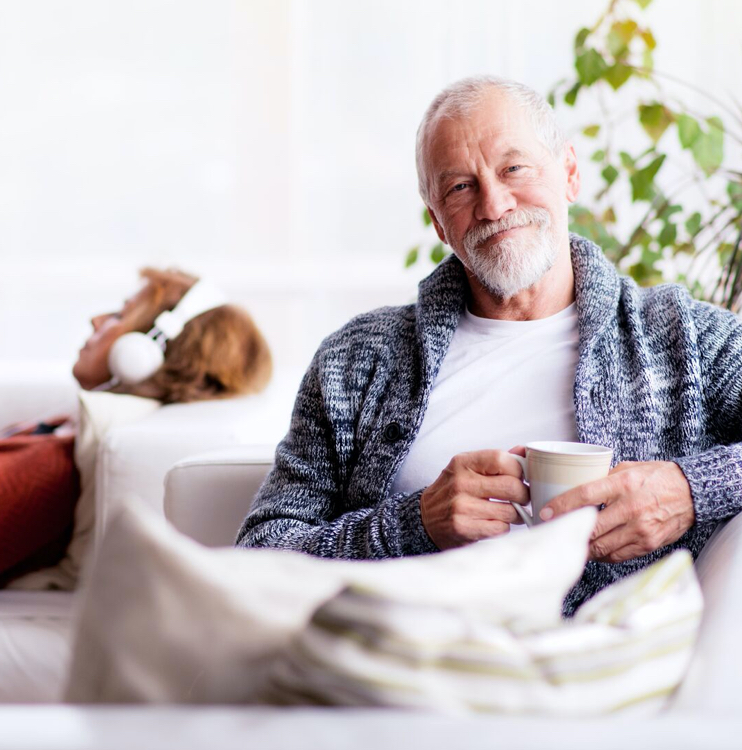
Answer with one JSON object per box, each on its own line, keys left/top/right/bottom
{"left": 1, "top": 0, "right": 740, "bottom": 378}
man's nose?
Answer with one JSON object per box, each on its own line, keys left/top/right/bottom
{"left": 474, "top": 178, "right": 516, "bottom": 222}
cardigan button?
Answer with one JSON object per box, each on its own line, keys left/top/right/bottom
{"left": 382, "top": 422, "right": 403, "bottom": 442}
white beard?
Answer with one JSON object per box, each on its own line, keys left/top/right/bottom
{"left": 461, "top": 208, "right": 557, "bottom": 299}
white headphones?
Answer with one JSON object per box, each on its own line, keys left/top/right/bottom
{"left": 106, "top": 280, "right": 228, "bottom": 386}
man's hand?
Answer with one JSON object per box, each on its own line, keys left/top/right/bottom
{"left": 540, "top": 461, "right": 695, "bottom": 563}
{"left": 420, "top": 450, "right": 529, "bottom": 550}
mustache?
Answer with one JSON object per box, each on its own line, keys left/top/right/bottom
{"left": 464, "top": 208, "right": 550, "bottom": 250}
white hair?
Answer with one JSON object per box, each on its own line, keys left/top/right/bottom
{"left": 415, "top": 75, "right": 566, "bottom": 204}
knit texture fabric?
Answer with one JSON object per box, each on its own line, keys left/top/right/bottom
{"left": 237, "top": 234, "right": 742, "bottom": 615}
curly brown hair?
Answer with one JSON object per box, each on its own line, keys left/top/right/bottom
{"left": 114, "top": 267, "right": 272, "bottom": 404}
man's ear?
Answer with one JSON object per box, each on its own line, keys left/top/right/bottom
{"left": 563, "top": 144, "right": 581, "bottom": 203}
{"left": 427, "top": 206, "right": 447, "bottom": 244}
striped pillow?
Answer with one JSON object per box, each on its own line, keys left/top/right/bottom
{"left": 265, "top": 550, "right": 701, "bottom": 716}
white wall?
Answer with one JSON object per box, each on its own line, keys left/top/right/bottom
{"left": 1, "top": 0, "right": 740, "bottom": 376}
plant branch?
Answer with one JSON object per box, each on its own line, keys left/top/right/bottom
{"left": 630, "top": 66, "right": 742, "bottom": 128}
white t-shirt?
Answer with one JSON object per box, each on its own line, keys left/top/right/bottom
{"left": 390, "top": 303, "right": 580, "bottom": 497}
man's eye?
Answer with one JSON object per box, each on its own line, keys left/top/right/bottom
{"left": 505, "top": 165, "right": 522, "bottom": 174}
{"left": 450, "top": 183, "right": 469, "bottom": 193}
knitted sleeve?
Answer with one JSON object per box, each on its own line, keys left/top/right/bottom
{"left": 234, "top": 354, "right": 438, "bottom": 559}
{"left": 673, "top": 300, "right": 742, "bottom": 524}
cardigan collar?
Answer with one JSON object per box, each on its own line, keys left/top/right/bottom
{"left": 415, "top": 233, "right": 622, "bottom": 382}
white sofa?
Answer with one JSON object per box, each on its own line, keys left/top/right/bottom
{"left": 2, "top": 365, "right": 742, "bottom": 747}
{"left": 0, "top": 364, "right": 301, "bottom": 703}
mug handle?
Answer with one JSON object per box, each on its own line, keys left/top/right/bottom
{"left": 510, "top": 454, "right": 534, "bottom": 528}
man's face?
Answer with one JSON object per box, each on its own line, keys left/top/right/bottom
{"left": 424, "top": 92, "right": 580, "bottom": 299}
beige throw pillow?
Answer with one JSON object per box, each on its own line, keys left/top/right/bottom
{"left": 65, "top": 502, "right": 595, "bottom": 703}
{"left": 64, "top": 499, "right": 702, "bottom": 715}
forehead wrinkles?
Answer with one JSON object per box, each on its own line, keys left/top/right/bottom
{"left": 428, "top": 119, "right": 535, "bottom": 197}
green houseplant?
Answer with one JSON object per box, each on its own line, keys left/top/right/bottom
{"left": 407, "top": 0, "right": 742, "bottom": 309}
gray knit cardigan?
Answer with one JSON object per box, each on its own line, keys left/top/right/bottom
{"left": 237, "top": 234, "right": 742, "bottom": 615}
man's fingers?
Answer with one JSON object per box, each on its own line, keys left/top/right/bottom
{"left": 588, "top": 497, "right": 635, "bottom": 540}
{"left": 463, "top": 496, "right": 522, "bottom": 525}
{"left": 441, "top": 511, "right": 515, "bottom": 547}
{"left": 445, "top": 468, "right": 529, "bottom": 505}
{"left": 541, "top": 473, "right": 623, "bottom": 521}
{"left": 446, "top": 450, "right": 526, "bottom": 480}
{"left": 588, "top": 525, "right": 629, "bottom": 561}
{"left": 480, "top": 475, "right": 530, "bottom": 505}
{"left": 589, "top": 524, "right": 650, "bottom": 563}
{"left": 457, "top": 517, "right": 513, "bottom": 543}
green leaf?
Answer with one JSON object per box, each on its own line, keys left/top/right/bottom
{"left": 658, "top": 204, "right": 682, "bottom": 221}
{"left": 727, "top": 182, "right": 742, "bottom": 210}
{"left": 635, "top": 227, "right": 652, "bottom": 249}
{"left": 601, "top": 207, "right": 617, "bottom": 224}
{"left": 583, "top": 124, "right": 601, "bottom": 138}
{"left": 707, "top": 116, "right": 725, "bottom": 136}
{"left": 575, "top": 49, "right": 608, "bottom": 86}
{"left": 659, "top": 222, "right": 677, "bottom": 247}
{"left": 616, "top": 20, "right": 639, "bottom": 43}
{"left": 628, "top": 261, "right": 664, "bottom": 287}
{"left": 591, "top": 149, "right": 606, "bottom": 162}
{"left": 639, "top": 103, "right": 674, "bottom": 142}
{"left": 404, "top": 246, "right": 419, "bottom": 268}
{"left": 574, "top": 27, "right": 590, "bottom": 51}
{"left": 547, "top": 91, "right": 556, "bottom": 107}
{"left": 568, "top": 204, "right": 621, "bottom": 259}
{"left": 602, "top": 164, "right": 619, "bottom": 185}
{"left": 692, "top": 118, "right": 724, "bottom": 175}
{"left": 641, "top": 30, "right": 656, "bottom": 49}
{"left": 674, "top": 242, "right": 696, "bottom": 256}
{"left": 607, "top": 20, "right": 638, "bottom": 58}
{"left": 685, "top": 212, "right": 702, "bottom": 236}
{"left": 430, "top": 242, "right": 445, "bottom": 264}
{"left": 641, "top": 245, "right": 663, "bottom": 265}
{"left": 633, "top": 0, "right": 653, "bottom": 8}
{"left": 422, "top": 207, "right": 432, "bottom": 226}
{"left": 607, "top": 29, "right": 628, "bottom": 58}
{"left": 677, "top": 114, "right": 701, "bottom": 148}
{"left": 619, "top": 151, "right": 635, "bottom": 171}
{"left": 564, "top": 82, "right": 581, "bottom": 107}
{"left": 604, "top": 63, "right": 632, "bottom": 90}
{"left": 642, "top": 48, "right": 654, "bottom": 71}
{"left": 630, "top": 154, "right": 666, "bottom": 201}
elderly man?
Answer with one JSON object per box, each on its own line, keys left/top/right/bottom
{"left": 237, "top": 75, "right": 742, "bottom": 615}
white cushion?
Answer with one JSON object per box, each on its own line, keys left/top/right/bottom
{"left": 65, "top": 502, "right": 592, "bottom": 703}
{"left": 64, "top": 502, "right": 702, "bottom": 716}
{"left": 92, "top": 367, "right": 302, "bottom": 548}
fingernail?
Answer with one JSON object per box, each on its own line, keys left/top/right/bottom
{"left": 540, "top": 508, "right": 554, "bottom": 521}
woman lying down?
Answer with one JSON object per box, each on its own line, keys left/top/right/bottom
{"left": 0, "top": 267, "right": 272, "bottom": 589}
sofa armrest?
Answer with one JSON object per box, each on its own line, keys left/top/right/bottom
{"left": 163, "top": 446, "right": 274, "bottom": 547}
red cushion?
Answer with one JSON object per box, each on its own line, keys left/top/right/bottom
{"left": 0, "top": 433, "right": 80, "bottom": 579}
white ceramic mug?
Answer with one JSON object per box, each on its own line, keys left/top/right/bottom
{"left": 510, "top": 441, "right": 613, "bottom": 527}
